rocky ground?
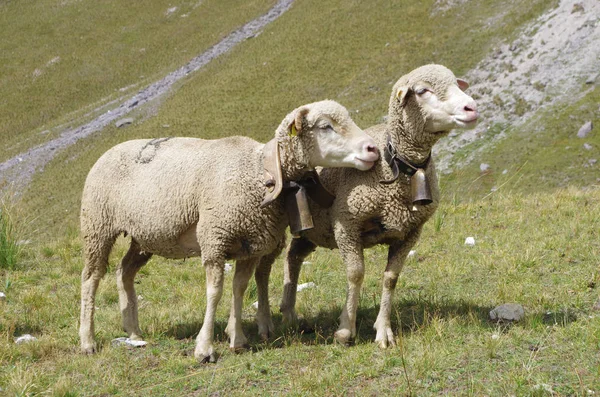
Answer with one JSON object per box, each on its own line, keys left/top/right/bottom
{"left": 434, "top": 0, "right": 599, "bottom": 171}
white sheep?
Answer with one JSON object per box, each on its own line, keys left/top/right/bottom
{"left": 79, "top": 100, "right": 380, "bottom": 363}
{"left": 269, "top": 65, "right": 479, "bottom": 347}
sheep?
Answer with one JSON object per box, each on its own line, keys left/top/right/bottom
{"left": 266, "top": 65, "right": 479, "bottom": 347}
{"left": 78, "top": 100, "right": 379, "bottom": 362}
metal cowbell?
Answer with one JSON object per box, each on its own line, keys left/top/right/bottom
{"left": 410, "top": 168, "right": 433, "bottom": 205}
{"left": 285, "top": 185, "right": 314, "bottom": 236}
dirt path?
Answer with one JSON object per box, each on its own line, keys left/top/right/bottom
{"left": 434, "top": 0, "right": 600, "bottom": 171}
{"left": 0, "top": 0, "right": 295, "bottom": 193}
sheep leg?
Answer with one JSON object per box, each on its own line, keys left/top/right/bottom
{"left": 280, "top": 237, "right": 316, "bottom": 325}
{"left": 255, "top": 250, "right": 280, "bottom": 340}
{"left": 116, "top": 239, "right": 152, "bottom": 340}
{"left": 225, "top": 258, "right": 258, "bottom": 351}
{"left": 79, "top": 233, "right": 117, "bottom": 354}
{"left": 334, "top": 226, "right": 364, "bottom": 346}
{"left": 195, "top": 260, "right": 225, "bottom": 363}
{"left": 374, "top": 231, "right": 421, "bottom": 348}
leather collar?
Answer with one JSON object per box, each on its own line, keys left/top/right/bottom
{"left": 380, "top": 133, "right": 430, "bottom": 184}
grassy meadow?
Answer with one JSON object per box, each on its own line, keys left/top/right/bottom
{"left": 2, "top": 0, "right": 600, "bottom": 395}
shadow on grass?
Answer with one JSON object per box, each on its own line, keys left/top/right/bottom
{"left": 161, "top": 297, "right": 580, "bottom": 353}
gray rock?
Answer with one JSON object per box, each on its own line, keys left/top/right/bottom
{"left": 489, "top": 303, "right": 525, "bottom": 322}
{"left": 585, "top": 74, "right": 596, "bottom": 84}
{"left": 577, "top": 121, "right": 593, "bottom": 138}
{"left": 111, "top": 337, "right": 147, "bottom": 348}
{"left": 0, "top": 292, "right": 6, "bottom": 301}
{"left": 480, "top": 163, "right": 491, "bottom": 172}
{"left": 584, "top": 143, "right": 593, "bottom": 150}
{"left": 115, "top": 118, "right": 134, "bottom": 128}
{"left": 15, "top": 334, "right": 37, "bottom": 344}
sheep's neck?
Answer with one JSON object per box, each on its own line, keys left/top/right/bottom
{"left": 277, "top": 140, "right": 312, "bottom": 182}
{"left": 388, "top": 122, "right": 436, "bottom": 166}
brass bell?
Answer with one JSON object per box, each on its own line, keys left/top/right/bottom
{"left": 285, "top": 185, "right": 314, "bottom": 236}
{"left": 410, "top": 168, "right": 433, "bottom": 206}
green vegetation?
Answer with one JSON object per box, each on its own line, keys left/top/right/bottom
{"left": 0, "top": 203, "right": 20, "bottom": 270}
{"left": 0, "top": 0, "right": 276, "bottom": 162}
{"left": 3, "top": 0, "right": 600, "bottom": 395}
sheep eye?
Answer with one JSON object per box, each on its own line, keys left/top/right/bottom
{"left": 415, "top": 87, "right": 429, "bottom": 95}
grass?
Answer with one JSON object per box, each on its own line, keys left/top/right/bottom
{"left": 0, "top": 0, "right": 277, "bottom": 163}
{"left": 0, "top": 201, "right": 20, "bottom": 270}
{"left": 1, "top": 187, "right": 599, "bottom": 395}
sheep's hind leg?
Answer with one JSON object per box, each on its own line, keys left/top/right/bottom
{"left": 80, "top": 233, "right": 117, "bottom": 354}
{"left": 334, "top": 226, "right": 364, "bottom": 346}
{"left": 225, "top": 258, "right": 258, "bottom": 351}
{"left": 374, "top": 231, "right": 420, "bottom": 349}
{"left": 116, "top": 239, "right": 152, "bottom": 341}
{"left": 280, "top": 237, "right": 316, "bottom": 325}
{"left": 195, "top": 259, "right": 225, "bottom": 363}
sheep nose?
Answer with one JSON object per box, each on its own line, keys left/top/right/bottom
{"left": 364, "top": 142, "right": 380, "bottom": 160}
{"left": 464, "top": 101, "right": 478, "bottom": 114}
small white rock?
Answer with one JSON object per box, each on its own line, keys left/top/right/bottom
{"left": 491, "top": 333, "right": 500, "bottom": 340}
{"left": 502, "top": 169, "right": 508, "bottom": 175}
{"left": 302, "top": 261, "right": 312, "bottom": 265}
{"left": 408, "top": 250, "right": 416, "bottom": 258}
{"left": 111, "top": 337, "right": 147, "bottom": 348}
{"left": 15, "top": 334, "right": 37, "bottom": 344}
{"left": 297, "top": 282, "right": 316, "bottom": 292}
{"left": 584, "top": 143, "right": 593, "bottom": 150}
{"left": 480, "top": 163, "right": 491, "bottom": 172}
{"left": 0, "top": 292, "right": 6, "bottom": 301}
{"left": 465, "top": 237, "right": 476, "bottom": 246}
{"left": 252, "top": 301, "right": 259, "bottom": 310}
{"left": 224, "top": 263, "right": 233, "bottom": 272}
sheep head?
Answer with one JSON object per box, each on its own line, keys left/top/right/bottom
{"left": 389, "top": 64, "right": 479, "bottom": 150}
{"left": 276, "top": 100, "right": 379, "bottom": 175}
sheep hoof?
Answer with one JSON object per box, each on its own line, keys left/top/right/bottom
{"left": 334, "top": 329, "right": 354, "bottom": 346}
{"left": 81, "top": 343, "right": 97, "bottom": 355}
{"left": 230, "top": 344, "right": 250, "bottom": 354}
{"left": 200, "top": 353, "right": 218, "bottom": 364}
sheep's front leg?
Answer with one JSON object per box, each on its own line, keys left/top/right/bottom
{"left": 195, "top": 261, "right": 225, "bottom": 363}
{"left": 280, "top": 237, "right": 316, "bottom": 325}
{"left": 225, "top": 258, "right": 258, "bottom": 351}
{"left": 374, "top": 230, "right": 420, "bottom": 348}
{"left": 334, "top": 225, "right": 364, "bottom": 345}
{"left": 116, "top": 240, "right": 152, "bottom": 341}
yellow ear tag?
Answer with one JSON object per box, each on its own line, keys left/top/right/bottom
{"left": 290, "top": 124, "right": 297, "bottom": 137}
{"left": 396, "top": 89, "right": 403, "bottom": 98}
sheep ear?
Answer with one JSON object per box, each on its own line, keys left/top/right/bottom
{"left": 289, "top": 107, "right": 309, "bottom": 136}
{"left": 396, "top": 87, "right": 411, "bottom": 107}
{"left": 457, "top": 78, "right": 469, "bottom": 91}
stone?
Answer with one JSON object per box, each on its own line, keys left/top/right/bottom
{"left": 586, "top": 74, "right": 596, "bottom": 84}
{"left": 465, "top": 237, "right": 476, "bottom": 246}
{"left": 480, "top": 163, "right": 491, "bottom": 172}
{"left": 224, "top": 263, "right": 233, "bottom": 272}
{"left": 111, "top": 337, "right": 147, "bottom": 348}
{"left": 115, "top": 118, "right": 134, "bottom": 128}
{"left": 489, "top": 303, "right": 525, "bottom": 322}
{"left": 0, "top": 292, "right": 6, "bottom": 301}
{"left": 584, "top": 143, "right": 593, "bottom": 150}
{"left": 297, "top": 282, "right": 316, "bottom": 292}
{"left": 577, "top": 121, "right": 592, "bottom": 138}
{"left": 15, "top": 334, "right": 37, "bottom": 344}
